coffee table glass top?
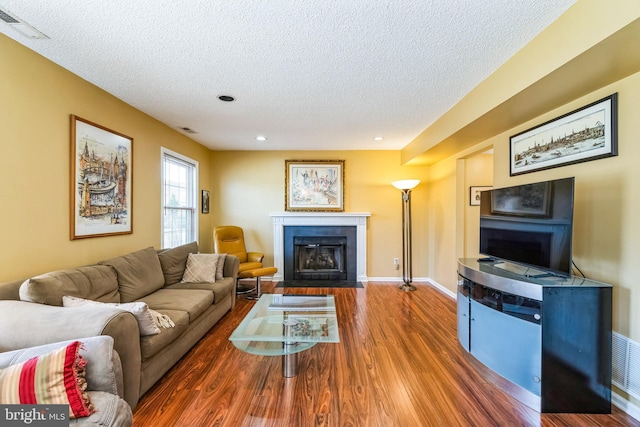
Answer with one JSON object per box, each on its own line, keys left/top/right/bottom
{"left": 229, "top": 294, "right": 340, "bottom": 356}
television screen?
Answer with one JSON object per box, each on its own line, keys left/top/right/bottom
{"left": 479, "top": 177, "right": 575, "bottom": 276}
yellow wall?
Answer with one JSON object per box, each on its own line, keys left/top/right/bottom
{"left": 0, "top": 30, "right": 431, "bottom": 283}
{"left": 463, "top": 153, "right": 493, "bottom": 258}
{"left": 425, "top": 73, "right": 640, "bottom": 405}
{"left": 427, "top": 72, "right": 640, "bottom": 341}
{"left": 414, "top": 1, "right": 640, "bottom": 349}
{"left": 3, "top": 0, "right": 639, "bottom": 347}
{"left": 493, "top": 74, "right": 640, "bottom": 339}
{"left": 0, "top": 34, "right": 213, "bottom": 282}
{"left": 210, "top": 151, "right": 429, "bottom": 279}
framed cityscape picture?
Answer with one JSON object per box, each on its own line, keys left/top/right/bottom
{"left": 510, "top": 93, "right": 617, "bottom": 176}
{"left": 285, "top": 160, "right": 344, "bottom": 212}
{"left": 70, "top": 115, "right": 133, "bottom": 239}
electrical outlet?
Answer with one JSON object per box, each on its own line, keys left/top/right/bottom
{"left": 394, "top": 258, "right": 399, "bottom": 270}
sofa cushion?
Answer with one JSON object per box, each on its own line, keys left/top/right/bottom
{"left": 62, "top": 296, "right": 161, "bottom": 336}
{"left": 99, "top": 247, "right": 165, "bottom": 303}
{"left": 157, "top": 241, "right": 199, "bottom": 286}
{"left": 19, "top": 265, "right": 119, "bottom": 306}
{"left": 181, "top": 253, "right": 219, "bottom": 283}
{"left": 166, "top": 276, "right": 235, "bottom": 305}
{"left": 139, "top": 310, "right": 189, "bottom": 361}
{"left": 137, "top": 288, "right": 213, "bottom": 322}
{"left": 82, "top": 391, "right": 133, "bottom": 427}
{"left": 215, "top": 253, "right": 227, "bottom": 280}
{"left": 0, "top": 341, "right": 94, "bottom": 418}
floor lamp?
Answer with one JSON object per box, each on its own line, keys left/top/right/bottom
{"left": 392, "top": 179, "right": 420, "bottom": 292}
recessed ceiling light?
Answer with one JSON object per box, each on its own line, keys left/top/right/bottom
{"left": 218, "top": 95, "right": 235, "bottom": 102}
{"left": 373, "top": 136, "right": 384, "bottom": 141}
{"left": 255, "top": 136, "right": 267, "bottom": 141}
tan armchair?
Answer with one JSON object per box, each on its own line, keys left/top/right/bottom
{"left": 213, "top": 225, "right": 264, "bottom": 273}
{"left": 214, "top": 225, "right": 277, "bottom": 299}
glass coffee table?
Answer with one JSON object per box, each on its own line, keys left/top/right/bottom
{"left": 229, "top": 294, "right": 340, "bottom": 377}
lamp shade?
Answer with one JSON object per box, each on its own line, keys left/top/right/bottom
{"left": 392, "top": 179, "right": 420, "bottom": 190}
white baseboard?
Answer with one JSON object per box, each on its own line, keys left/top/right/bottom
{"left": 613, "top": 391, "right": 640, "bottom": 422}
{"left": 365, "top": 276, "right": 430, "bottom": 283}
{"left": 365, "top": 277, "right": 456, "bottom": 299}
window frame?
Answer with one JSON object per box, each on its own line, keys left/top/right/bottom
{"left": 161, "top": 147, "right": 199, "bottom": 249}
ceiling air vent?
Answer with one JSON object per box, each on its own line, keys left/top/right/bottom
{"left": 0, "top": 7, "right": 49, "bottom": 39}
{"left": 0, "top": 9, "right": 19, "bottom": 24}
{"left": 178, "top": 127, "right": 198, "bottom": 134}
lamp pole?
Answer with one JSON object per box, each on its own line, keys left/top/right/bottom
{"left": 392, "top": 180, "right": 420, "bottom": 292}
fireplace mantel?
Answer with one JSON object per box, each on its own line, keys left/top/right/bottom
{"left": 270, "top": 212, "right": 371, "bottom": 282}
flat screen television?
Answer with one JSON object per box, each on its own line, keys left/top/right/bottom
{"left": 479, "top": 177, "right": 575, "bottom": 277}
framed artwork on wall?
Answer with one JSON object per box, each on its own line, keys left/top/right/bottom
{"left": 70, "top": 115, "right": 133, "bottom": 239}
{"left": 510, "top": 93, "right": 618, "bottom": 176}
{"left": 469, "top": 186, "right": 492, "bottom": 206}
{"left": 202, "top": 190, "right": 210, "bottom": 214}
{"left": 285, "top": 160, "right": 344, "bottom": 212}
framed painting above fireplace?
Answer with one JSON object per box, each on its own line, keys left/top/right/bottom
{"left": 285, "top": 160, "right": 344, "bottom": 212}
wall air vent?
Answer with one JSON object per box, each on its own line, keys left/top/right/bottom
{"left": 0, "top": 8, "right": 49, "bottom": 39}
{"left": 612, "top": 331, "right": 640, "bottom": 400}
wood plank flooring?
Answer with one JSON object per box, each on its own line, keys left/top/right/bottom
{"left": 133, "top": 282, "right": 639, "bottom": 426}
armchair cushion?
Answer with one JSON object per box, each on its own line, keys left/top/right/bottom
{"left": 0, "top": 340, "right": 94, "bottom": 418}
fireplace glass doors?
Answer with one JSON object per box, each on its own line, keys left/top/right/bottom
{"left": 294, "top": 236, "right": 347, "bottom": 280}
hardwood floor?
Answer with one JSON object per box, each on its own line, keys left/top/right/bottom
{"left": 133, "top": 282, "right": 639, "bottom": 426}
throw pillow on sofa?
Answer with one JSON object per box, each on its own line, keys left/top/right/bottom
{"left": 181, "top": 253, "right": 219, "bottom": 283}
{"left": 0, "top": 340, "right": 94, "bottom": 419}
{"left": 62, "top": 296, "right": 166, "bottom": 336}
{"left": 157, "top": 241, "right": 199, "bottom": 286}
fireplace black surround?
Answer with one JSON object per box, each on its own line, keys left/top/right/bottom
{"left": 284, "top": 226, "right": 357, "bottom": 281}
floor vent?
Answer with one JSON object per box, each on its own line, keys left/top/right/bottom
{"left": 612, "top": 331, "right": 640, "bottom": 400}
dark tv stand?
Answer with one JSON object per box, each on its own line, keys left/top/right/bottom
{"left": 457, "top": 258, "right": 612, "bottom": 413}
{"left": 524, "top": 271, "right": 557, "bottom": 279}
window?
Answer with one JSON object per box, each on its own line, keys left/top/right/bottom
{"left": 161, "top": 148, "right": 198, "bottom": 248}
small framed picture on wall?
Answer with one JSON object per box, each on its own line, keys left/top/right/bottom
{"left": 202, "top": 190, "right": 210, "bottom": 214}
{"left": 469, "top": 186, "right": 492, "bottom": 206}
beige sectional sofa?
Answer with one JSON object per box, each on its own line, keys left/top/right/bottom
{"left": 0, "top": 241, "right": 239, "bottom": 410}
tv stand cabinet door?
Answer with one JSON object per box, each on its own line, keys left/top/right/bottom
{"left": 457, "top": 276, "right": 471, "bottom": 351}
{"left": 470, "top": 300, "right": 542, "bottom": 396}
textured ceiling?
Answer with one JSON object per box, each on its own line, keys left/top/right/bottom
{"left": 0, "top": 0, "right": 575, "bottom": 151}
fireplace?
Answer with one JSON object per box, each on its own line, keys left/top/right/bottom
{"left": 294, "top": 235, "right": 347, "bottom": 280}
{"left": 270, "top": 212, "right": 370, "bottom": 282}
{"left": 283, "top": 225, "right": 356, "bottom": 281}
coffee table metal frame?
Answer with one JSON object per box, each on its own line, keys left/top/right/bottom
{"left": 229, "top": 294, "right": 340, "bottom": 377}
